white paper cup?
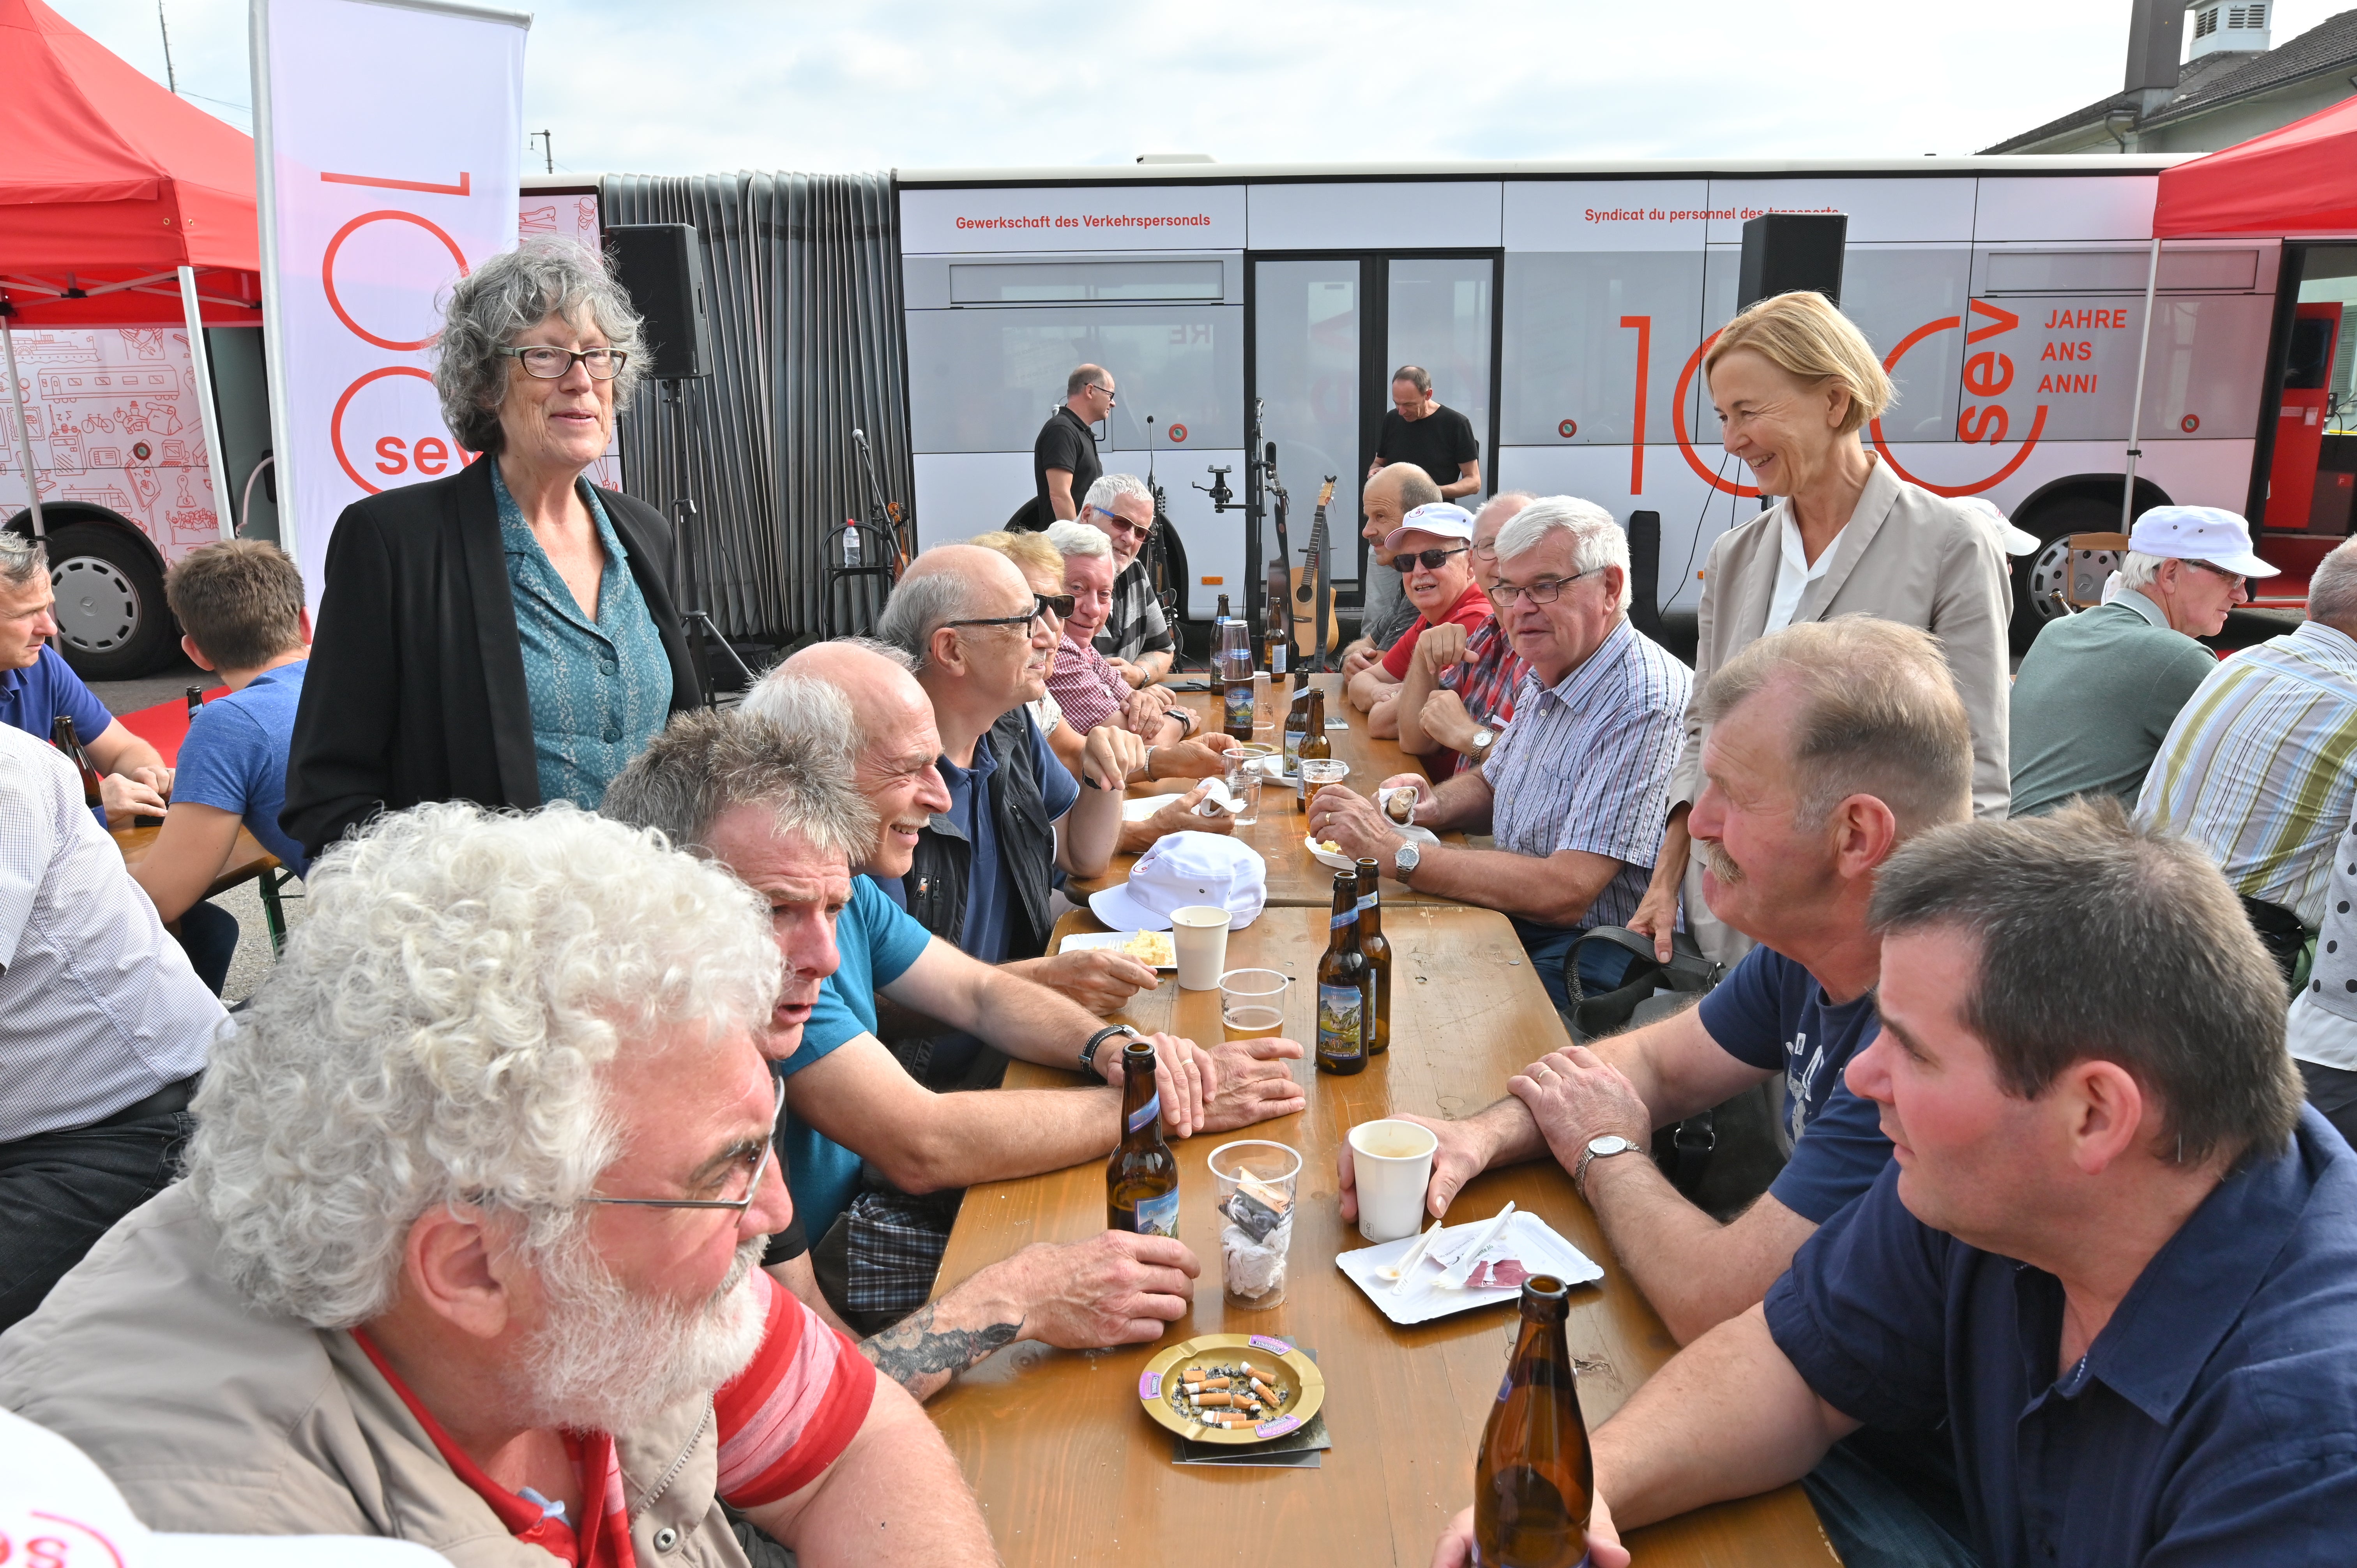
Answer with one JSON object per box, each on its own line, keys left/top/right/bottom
{"left": 1170, "top": 905, "right": 1233, "bottom": 991}
{"left": 1348, "top": 1118, "right": 1439, "bottom": 1243}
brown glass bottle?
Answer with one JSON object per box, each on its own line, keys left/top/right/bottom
{"left": 1474, "top": 1275, "right": 1594, "bottom": 1568}
{"left": 1354, "top": 857, "right": 1392, "bottom": 1056}
{"left": 1282, "top": 686, "right": 1313, "bottom": 774}
{"left": 1208, "top": 597, "right": 1230, "bottom": 711}
{"left": 1265, "top": 622, "right": 1290, "bottom": 678}
{"left": 1106, "top": 1039, "right": 1180, "bottom": 1236}
{"left": 185, "top": 685, "right": 205, "bottom": 720}
{"left": 50, "top": 715, "right": 104, "bottom": 811}
{"left": 1315, "top": 871, "right": 1370, "bottom": 1075}
{"left": 1296, "top": 688, "right": 1330, "bottom": 810}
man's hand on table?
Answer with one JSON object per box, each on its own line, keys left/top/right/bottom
{"left": 1117, "top": 780, "right": 1235, "bottom": 854}
{"left": 1430, "top": 1499, "right": 1627, "bottom": 1568}
{"left": 1080, "top": 725, "right": 1148, "bottom": 791}
{"left": 1146, "top": 733, "right": 1238, "bottom": 780}
{"left": 1099, "top": 1029, "right": 1215, "bottom": 1138}
{"left": 1023, "top": 948, "right": 1159, "bottom": 1014}
{"left": 1336, "top": 1109, "right": 1496, "bottom": 1224}
{"left": 1341, "top": 643, "right": 1383, "bottom": 678}
{"left": 1507, "top": 1049, "right": 1651, "bottom": 1179}
{"left": 101, "top": 770, "right": 171, "bottom": 825}
{"left": 1200, "top": 1035, "right": 1307, "bottom": 1132}
{"left": 1120, "top": 684, "right": 1175, "bottom": 731}
{"left": 1307, "top": 783, "right": 1407, "bottom": 871}
{"left": 998, "top": 1231, "right": 1200, "bottom": 1347}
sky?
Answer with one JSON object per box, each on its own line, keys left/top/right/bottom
{"left": 50, "top": 0, "right": 2357, "bottom": 174}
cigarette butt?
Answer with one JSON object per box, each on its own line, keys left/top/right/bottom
{"left": 1182, "top": 1366, "right": 1207, "bottom": 1379}
{"left": 1196, "top": 1391, "right": 1234, "bottom": 1407}
{"left": 1212, "top": 1413, "right": 1255, "bottom": 1428}
{"left": 1201, "top": 1376, "right": 1231, "bottom": 1390}
{"left": 1249, "top": 1377, "right": 1277, "bottom": 1402}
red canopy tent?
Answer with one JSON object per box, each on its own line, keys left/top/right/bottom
{"left": 2154, "top": 93, "right": 2357, "bottom": 239}
{"left": 0, "top": 0, "right": 258, "bottom": 540}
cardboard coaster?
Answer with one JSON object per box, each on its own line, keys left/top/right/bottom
{"left": 1171, "top": 1349, "right": 1330, "bottom": 1468}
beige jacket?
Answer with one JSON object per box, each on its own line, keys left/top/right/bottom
{"left": 0, "top": 1183, "right": 749, "bottom": 1567}
{"left": 1671, "top": 456, "right": 2013, "bottom": 821}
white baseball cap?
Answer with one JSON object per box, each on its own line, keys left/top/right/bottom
{"left": 1088, "top": 831, "right": 1267, "bottom": 932}
{"left": 0, "top": 1408, "right": 451, "bottom": 1565}
{"left": 1954, "top": 496, "right": 2042, "bottom": 557}
{"left": 1384, "top": 502, "right": 1475, "bottom": 552}
{"left": 2129, "top": 505, "right": 2279, "bottom": 577}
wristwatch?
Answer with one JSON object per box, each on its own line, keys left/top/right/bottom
{"left": 1470, "top": 725, "right": 1496, "bottom": 759}
{"left": 1573, "top": 1134, "right": 1642, "bottom": 1198}
{"left": 1392, "top": 840, "right": 1421, "bottom": 884}
{"left": 1080, "top": 1024, "right": 1140, "bottom": 1077}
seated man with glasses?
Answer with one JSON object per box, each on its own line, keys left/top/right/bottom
{"left": 1310, "top": 496, "right": 1692, "bottom": 1010}
{"left": 1078, "top": 473, "right": 1178, "bottom": 689}
{"left": 2009, "top": 506, "right": 2260, "bottom": 820}
{"left": 1344, "top": 501, "right": 1498, "bottom": 735}
{"left": 1042, "top": 521, "right": 1205, "bottom": 755}
{"left": 1394, "top": 492, "right": 1534, "bottom": 779}
{"left": 0, "top": 802, "right": 997, "bottom": 1568}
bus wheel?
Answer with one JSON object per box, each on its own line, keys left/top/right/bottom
{"left": 2008, "top": 493, "right": 2122, "bottom": 654}
{"left": 45, "top": 523, "right": 175, "bottom": 681}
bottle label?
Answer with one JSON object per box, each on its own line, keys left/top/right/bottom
{"left": 1130, "top": 1188, "right": 1180, "bottom": 1237}
{"left": 1270, "top": 643, "right": 1288, "bottom": 675}
{"left": 1127, "top": 1092, "right": 1161, "bottom": 1134}
{"left": 1283, "top": 729, "right": 1305, "bottom": 768}
{"left": 1225, "top": 686, "right": 1254, "bottom": 729}
{"left": 1355, "top": 892, "right": 1376, "bottom": 912}
{"left": 1317, "top": 983, "right": 1364, "bottom": 1055}
{"left": 1330, "top": 908, "right": 1357, "bottom": 929}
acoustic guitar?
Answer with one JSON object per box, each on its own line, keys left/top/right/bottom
{"left": 1288, "top": 478, "right": 1340, "bottom": 660}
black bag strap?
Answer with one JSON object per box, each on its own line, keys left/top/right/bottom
{"left": 1562, "top": 926, "right": 1727, "bottom": 1044}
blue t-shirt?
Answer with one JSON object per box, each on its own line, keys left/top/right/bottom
{"left": 1694, "top": 945, "right": 1891, "bottom": 1224}
{"left": 173, "top": 660, "right": 309, "bottom": 878}
{"left": 778, "top": 875, "right": 933, "bottom": 1241}
{"left": 2, "top": 646, "right": 118, "bottom": 828}
{"left": 1764, "top": 1108, "right": 2357, "bottom": 1567}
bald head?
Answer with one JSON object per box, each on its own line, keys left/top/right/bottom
{"left": 1364, "top": 463, "right": 1443, "bottom": 547}
{"left": 876, "top": 544, "right": 1032, "bottom": 671}
{"left": 762, "top": 639, "right": 949, "bottom": 878}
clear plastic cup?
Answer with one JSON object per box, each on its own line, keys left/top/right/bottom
{"left": 1209, "top": 1139, "right": 1302, "bottom": 1309}
{"left": 1220, "top": 968, "right": 1290, "bottom": 1040}
{"left": 1252, "top": 671, "right": 1276, "bottom": 736}
{"left": 1228, "top": 766, "right": 1263, "bottom": 826}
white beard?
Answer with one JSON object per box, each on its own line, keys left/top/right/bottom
{"left": 516, "top": 1233, "right": 769, "bottom": 1434}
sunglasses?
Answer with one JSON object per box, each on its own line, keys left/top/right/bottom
{"left": 945, "top": 594, "right": 1071, "bottom": 632}
{"left": 1393, "top": 546, "right": 1471, "bottom": 573}
{"left": 1086, "top": 504, "right": 1152, "bottom": 540}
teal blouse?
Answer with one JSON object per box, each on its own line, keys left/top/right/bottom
{"left": 492, "top": 465, "right": 673, "bottom": 809}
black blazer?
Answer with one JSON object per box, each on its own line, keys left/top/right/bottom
{"left": 281, "top": 457, "right": 703, "bottom": 861}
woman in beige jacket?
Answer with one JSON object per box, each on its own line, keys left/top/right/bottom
{"left": 1626, "top": 292, "right": 2012, "bottom": 964}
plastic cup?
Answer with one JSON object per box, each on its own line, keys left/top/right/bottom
{"left": 1252, "top": 672, "right": 1277, "bottom": 736}
{"left": 1348, "top": 1118, "right": 1439, "bottom": 1244}
{"left": 1210, "top": 1139, "right": 1302, "bottom": 1309}
{"left": 1228, "top": 766, "right": 1263, "bottom": 826}
{"left": 1221, "top": 968, "right": 1289, "bottom": 1040}
{"left": 1170, "top": 905, "right": 1233, "bottom": 991}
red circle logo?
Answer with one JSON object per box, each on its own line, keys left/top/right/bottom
{"left": 2182, "top": 413, "right": 2200, "bottom": 433}
{"left": 1168, "top": 423, "right": 1188, "bottom": 443}
{"left": 321, "top": 210, "right": 470, "bottom": 351}
{"left": 1558, "top": 418, "right": 1578, "bottom": 438}
{"left": 131, "top": 441, "right": 152, "bottom": 461}
{"left": 330, "top": 365, "right": 437, "bottom": 493}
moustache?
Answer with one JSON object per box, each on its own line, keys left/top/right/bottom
{"left": 1696, "top": 837, "right": 1743, "bottom": 886}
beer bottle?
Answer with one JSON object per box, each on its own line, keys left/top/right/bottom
{"left": 1265, "top": 622, "right": 1290, "bottom": 679}
{"left": 185, "top": 685, "right": 205, "bottom": 720}
{"left": 1354, "top": 856, "right": 1392, "bottom": 1056}
{"left": 1283, "top": 686, "right": 1312, "bottom": 774}
{"left": 1220, "top": 617, "right": 1255, "bottom": 742}
{"left": 50, "top": 715, "right": 104, "bottom": 812}
{"left": 1216, "top": 592, "right": 1232, "bottom": 624}
{"left": 1474, "top": 1275, "right": 1594, "bottom": 1568}
{"left": 1208, "top": 597, "right": 1229, "bottom": 710}
{"left": 1106, "top": 1038, "right": 1180, "bottom": 1236}
{"left": 1296, "top": 688, "right": 1330, "bottom": 809}
{"left": 1316, "top": 871, "right": 1370, "bottom": 1075}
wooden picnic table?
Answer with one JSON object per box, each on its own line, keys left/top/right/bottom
{"left": 927, "top": 902, "right": 1837, "bottom": 1568}
{"left": 110, "top": 821, "right": 280, "bottom": 903}
{"left": 1067, "top": 673, "right": 1468, "bottom": 909}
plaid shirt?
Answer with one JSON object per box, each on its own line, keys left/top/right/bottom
{"left": 2138, "top": 620, "right": 2357, "bottom": 929}
{"left": 1047, "top": 630, "right": 1129, "bottom": 735}
{"left": 1479, "top": 616, "right": 1692, "bottom": 930}
{"left": 1093, "top": 556, "right": 1175, "bottom": 665}
{"left": 1435, "top": 614, "right": 1528, "bottom": 779}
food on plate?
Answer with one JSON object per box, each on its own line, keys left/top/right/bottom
{"left": 1316, "top": 839, "right": 1342, "bottom": 856}
{"left": 1121, "top": 930, "right": 1176, "bottom": 966}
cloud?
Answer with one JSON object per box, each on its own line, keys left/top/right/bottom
{"left": 49, "top": 0, "right": 2357, "bottom": 174}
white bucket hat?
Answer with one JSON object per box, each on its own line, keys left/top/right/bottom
{"left": 1088, "top": 831, "right": 1267, "bottom": 932}
{"left": 0, "top": 1407, "right": 452, "bottom": 1565}
{"left": 2129, "top": 505, "right": 2279, "bottom": 577}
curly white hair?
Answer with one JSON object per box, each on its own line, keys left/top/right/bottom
{"left": 184, "top": 802, "right": 779, "bottom": 1328}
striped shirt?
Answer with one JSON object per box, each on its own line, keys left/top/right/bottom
{"left": 1479, "top": 616, "right": 1693, "bottom": 931}
{"left": 2137, "top": 620, "right": 2357, "bottom": 929}
{"left": 1435, "top": 614, "right": 1528, "bottom": 779}
{"left": 1092, "top": 556, "right": 1175, "bottom": 666}
{"left": 0, "top": 724, "right": 219, "bottom": 1142}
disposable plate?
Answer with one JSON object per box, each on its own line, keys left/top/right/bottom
{"left": 1336, "top": 1210, "right": 1602, "bottom": 1326}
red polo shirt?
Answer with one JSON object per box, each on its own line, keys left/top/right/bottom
{"left": 1381, "top": 580, "right": 1495, "bottom": 680}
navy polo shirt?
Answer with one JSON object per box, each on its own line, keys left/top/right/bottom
{"left": 1765, "top": 1107, "right": 2357, "bottom": 1566}
{"left": 1696, "top": 945, "right": 1892, "bottom": 1223}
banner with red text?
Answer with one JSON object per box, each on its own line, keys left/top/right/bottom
{"left": 252, "top": 0, "right": 528, "bottom": 601}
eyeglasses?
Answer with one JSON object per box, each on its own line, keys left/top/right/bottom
{"left": 2188, "top": 559, "right": 2249, "bottom": 593}
{"left": 1086, "top": 505, "right": 1152, "bottom": 540}
{"left": 582, "top": 1077, "right": 782, "bottom": 1214}
{"left": 1088, "top": 383, "right": 1117, "bottom": 404}
{"left": 500, "top": 346, "right": 629, "bottom": 381}
{"left": 946, "top": 594, "right": 1067, "bottom": 632}
{"left": 1489, "top": 567, "right": 1602, "bottom": 607}
{"left": 1393, "top": 546, "right": 1471, "bottom": 573}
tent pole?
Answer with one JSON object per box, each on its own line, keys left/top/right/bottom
{"left": 178, "top": 266, "right": 234, "bottom": 540}
{"left": 0, "top": 312, "right": 46, "bottom": 540}
{"left": 2122, "top": 237, "right": 2161, "bottom": 530}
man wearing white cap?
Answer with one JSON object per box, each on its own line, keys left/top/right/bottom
{"left": 2009, "top": 506, "right": 2266, "bottom": 819}
{"left": 1345, "top": 501, "right": 1495, "bottom": 731}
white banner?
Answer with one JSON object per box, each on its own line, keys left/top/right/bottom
{"left": 251, "top": 0, "right": 529, "bottom": 603}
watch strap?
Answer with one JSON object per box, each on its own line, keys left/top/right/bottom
{"left": 1574, "top": 1137, "right": 1639, "bottom": 1199}
{"left": 1080, "top": 1024, "right": 1138, "bottom": 1076}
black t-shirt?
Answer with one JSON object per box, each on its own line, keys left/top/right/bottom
{"left": 1376, "top": 403, "right": 1479, "bottom": 491}
{"left": 1033, "top": 406, "right": 1103, "bottom": 522}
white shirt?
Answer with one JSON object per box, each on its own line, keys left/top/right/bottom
{"left": 0, "top": 725, "right": 221, "bottom": 1142}
{"left": 1764, "top": 512, "right": 1839, "bottom": 633}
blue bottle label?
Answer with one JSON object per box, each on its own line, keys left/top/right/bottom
{"left": 1127, "top": 1092, "right": 1161, "bottom": 1133}
{"left": 1318, "top": 983, "right": 1364, "bottom": 1056}
{"left": 1131, "top": 1188, "right": 1180, "bottom": 1237}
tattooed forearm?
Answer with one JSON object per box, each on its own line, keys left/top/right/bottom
{"left": 858, "top": 1304, "right": 1025, "bottom": 1400}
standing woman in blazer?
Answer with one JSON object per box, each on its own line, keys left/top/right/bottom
{"left": 1626, "top": 291, "right": 2012, "bottom": 964}
{"left": 283, "top": 240, "right": 702, "bottom": 861}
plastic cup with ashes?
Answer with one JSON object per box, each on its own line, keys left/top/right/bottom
{"left": 1209, "top": 1139, "right": 1302, "bottom": 1309}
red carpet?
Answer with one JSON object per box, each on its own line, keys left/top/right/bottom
{"left": 113, "top": 687, "right": 224, "bottom": 770}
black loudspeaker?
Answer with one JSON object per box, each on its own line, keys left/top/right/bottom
{"left": 605, "top": 224, "right": 712, "bottom": 380}
{"left": 1737, "top": 214, "right": 1847, "bottom": 312}
{"left": 1625, "top": 510, "right": 1664, "bottom": 644}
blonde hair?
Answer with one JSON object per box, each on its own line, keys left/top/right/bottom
{"left": 968, "top": 529, "right": 1063, "bottom": 581}
{"left": 1704, "top": 291, "right": 1894, "bottom": 437}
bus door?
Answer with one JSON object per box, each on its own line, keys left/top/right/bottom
{"left": 2255, "top": 245, "right": 2357, "bottom": 598}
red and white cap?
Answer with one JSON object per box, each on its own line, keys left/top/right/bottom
{"left": 1384, "top": 502, "right": 1476, "bottom": 552}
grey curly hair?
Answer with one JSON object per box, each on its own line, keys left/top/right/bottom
{"left": 433, "top": 237, "right": 648, "bottom": 456}
{"left": 183, "top": 801, "right": 778, "bottom": 1328}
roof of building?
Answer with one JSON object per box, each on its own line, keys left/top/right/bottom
{"left": 1985, "top": 8, "right": 2357, "bottom": 152}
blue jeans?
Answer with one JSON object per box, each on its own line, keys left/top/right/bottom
{"left": 1802, "top": 1429, "right": 1982, "bottom": 1568}
{"left": 173, "top": 897, "right": 239, "bottom": 996}
{"left": 1513, "top": 920, "right": 1637, "bottom": 1014}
